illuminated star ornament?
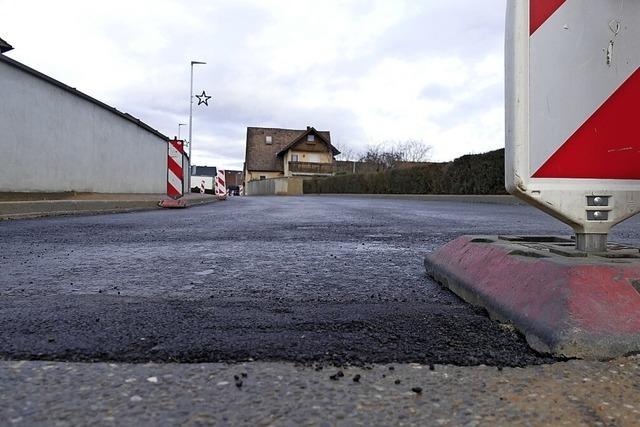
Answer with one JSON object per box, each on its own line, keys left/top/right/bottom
{"left": 195, "top": 90, "right": 212, "bottom": 106}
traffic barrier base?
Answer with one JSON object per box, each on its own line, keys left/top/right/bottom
{"left": 158, "top": 199, "right": 187, "bottom": 209}
{"left": 425, "top": 235, "right": 640, "bottom": 360}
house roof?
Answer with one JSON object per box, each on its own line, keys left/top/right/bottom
{"left": 192, "top": 166, "right": 217, "bottom": 177}
{"left": 0, "top": 37, "right": 13, "bottom": 53}
{"left": 0, "top": 54, "right": 170, "bottom": 141}
{"left": 244, "top": 126, "right": 335, "bottom": 172}
{"left": 276, "top": 127, "right": 340, "bottom": 157}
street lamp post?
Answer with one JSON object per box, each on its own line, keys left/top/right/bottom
{"left": 188, "top": 61, "right": 206, "bottom": 159}
{"left": 187, "top": 60, "right": 206, "bottom": 195}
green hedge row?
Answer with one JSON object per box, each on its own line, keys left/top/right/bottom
{"left": 304, "top": 149, "right": 507, "bottom": 195}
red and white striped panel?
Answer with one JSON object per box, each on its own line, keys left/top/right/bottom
{"left": 529, "top": 0, "right": 640, "bottom": 179}
{"left": 167, "top": 139, "right": 184, "bottom": 199}
{"left": 216, "top": 169, "right": 226, "bottom": 195}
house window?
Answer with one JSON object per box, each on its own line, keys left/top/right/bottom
{"left": 306, "top": 134, "right": 315, "bottom": 143}
{"left": 265, "top": 136, "right": 272, "bottom": 144}
{"left": 291, "top": 154, "right": 299, "bottom": 162}
{"left": 260, "top": 176, "right": 266, "bottom": 180}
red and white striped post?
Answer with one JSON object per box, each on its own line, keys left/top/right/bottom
{"left": 216, "top": 169, "right": 226, "bottom": 196}
{"left": 167, "top": 139, "right": 184, "bottom": 199}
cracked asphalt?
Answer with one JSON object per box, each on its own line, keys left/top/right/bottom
{"left": 1, "top": 195, "right": 640, "bottom": 425}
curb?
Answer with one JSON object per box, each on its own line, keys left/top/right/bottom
{"left": 305, "top": 194, "right": 525, "bottom": 205}
{"left": 0, "top": 196, "right": 219, "bottom": 220}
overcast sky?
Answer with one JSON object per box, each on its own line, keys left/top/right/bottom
{"left": 1, "top": 0, "right": 507, "bottom": 170}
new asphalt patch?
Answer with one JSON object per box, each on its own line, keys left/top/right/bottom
{"left": 4, "top": 196, "right": 632, "bottom": 366}
{"left": 0, "top": 294, "right": 556, "bottom": 366}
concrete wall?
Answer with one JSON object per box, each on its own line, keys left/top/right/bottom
{"left": 0, "top": 59, "right": 168, "bottom": 193}
{"left": 244, "top": 170, "right": 283, "bottom": 183}
{"left": 246, "top": 177, "right": 303, "bottom": 196}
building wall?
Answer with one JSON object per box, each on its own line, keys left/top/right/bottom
{"left": 0, "top": 60, "right": 167, "bottom": 193}
{"left": 224, "top": 170, "right": 243, "bottom": 187}
{"left": 245, "top": 177, "right": 303, "bottom": 196}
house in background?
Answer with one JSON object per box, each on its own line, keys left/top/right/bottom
{"left": 243, "top": 126, "right": 340, "bottom": 184}
{"left": 191, "top": 165, "right": 217, "bottom": 177}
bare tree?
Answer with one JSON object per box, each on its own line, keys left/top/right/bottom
{"left": 355, "top": 140, "right": 433, "bottom": 172}
{"left": 396, "top": 140, "right": 432, "bottom": 162}
{"left": 359, "top": 143, "right": 404, "bottom": 170}
{"left": 333, "top": 141, "right": 358, "bottom": 161}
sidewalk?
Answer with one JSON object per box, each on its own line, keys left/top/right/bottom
{"left": 2, "top": 358, "right": 639, "bottom": 425}
{"left": 0, "top": 193, "right": 219, "bottom": 220}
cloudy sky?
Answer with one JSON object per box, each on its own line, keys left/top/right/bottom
{"left": 1, "top": 0, "right": 507, "bottom": 170}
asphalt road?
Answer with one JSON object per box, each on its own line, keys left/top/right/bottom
{"left": 0, "top": 195, "right": 579, "bottom": 366}
{"left": 2, "top": 195, "right": 640, "bottom": 425}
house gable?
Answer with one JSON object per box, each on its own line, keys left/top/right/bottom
{"left": 276, "top": 127, "right": 339, "bottom": 157}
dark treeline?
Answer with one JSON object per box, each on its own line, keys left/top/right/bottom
{"left": 305, "top": 149, "right": 506, "bottom": 195}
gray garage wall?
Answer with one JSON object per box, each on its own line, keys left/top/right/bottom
{"left": 246, "top": 177, "right": 303, "bottom": 196}
{"left": 0, "top": 58, "right": 168, "bottom": 193}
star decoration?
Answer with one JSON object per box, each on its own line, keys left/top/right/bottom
{"left": 195, "top": 90, "right": 212, "bottom": 106}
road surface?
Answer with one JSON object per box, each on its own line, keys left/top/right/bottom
{"left": 1, "top": 196, "right": 639, "bottom": 425}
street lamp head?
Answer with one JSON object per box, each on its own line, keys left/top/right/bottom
{"left": 191, "top": 61, "right": 207, "bottom": 65}
{"left": 178, "top": 123, "right": 188, "bottom": 141}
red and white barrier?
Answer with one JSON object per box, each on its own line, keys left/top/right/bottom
{"left": 239, "top": 185, "right": 244, "bottom": 196}
{"left": 216, "top": 169, "right": 226, "bottom": 196}
{"left": 167, "top": 139, "right": 184, "bottom": 199}
{"left": 506, "top": 0, "right": 640, "bottom": 239}
{"left": 527, "top": 0, "right": 640, "bottom": 179}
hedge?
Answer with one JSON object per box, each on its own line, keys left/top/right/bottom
{"left": 304, "top": 149, "right": 506, "bottom": 195}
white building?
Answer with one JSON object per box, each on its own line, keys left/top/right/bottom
{"left": 0, "top": 37, "right": 182, "bottom": 194}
